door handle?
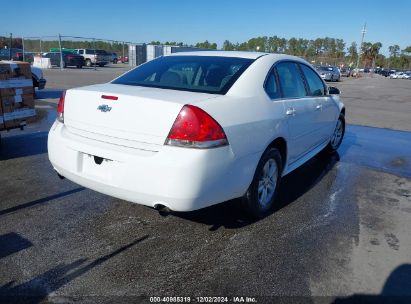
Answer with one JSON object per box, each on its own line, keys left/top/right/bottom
{"left": 286, "top": 108, "right": 296, "bottom": 116}
{"left": 315, "top": 104, "right": 322, "bottom": 111}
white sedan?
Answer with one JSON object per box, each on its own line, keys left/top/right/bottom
{"left": 48, "top": 51, "right": 345, "bottom": 218}
{"left": 390, "top": 72, "right": 406, "bottom": 79}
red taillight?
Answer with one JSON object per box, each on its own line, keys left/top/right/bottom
{"left": 166, "top": 105, "right": 228, "bottom": 148}
{"left": 101, "top": 95, "right": 118, "bottom": 100}
{"left": 57, "top": 91, "right": 66, "bottom": 123}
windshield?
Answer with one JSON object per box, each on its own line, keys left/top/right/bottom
{"left": 112, "top": 55, "right": 254, "bottom": 94}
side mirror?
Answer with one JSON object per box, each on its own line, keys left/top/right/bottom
{"left": 328, "top": 86, "right": 340, "bottom": 95}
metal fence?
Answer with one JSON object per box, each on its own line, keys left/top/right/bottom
{"left": 2, "top": 33, "right": 361, "bottom": 70}
{"left": 1, "top": 33, "right": 146, "bottom": 69}
{"left": 21, "top": 35, "right": 139, "bottom": 69}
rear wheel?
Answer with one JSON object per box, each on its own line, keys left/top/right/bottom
{"left": 325, "top": 113, "right": 345, "bottom": 153}
{"left": 77, "top": 65, "right": 82, "bottom": 69}
{"left": 242, "top": 148, "right": 282, "bottom": 218}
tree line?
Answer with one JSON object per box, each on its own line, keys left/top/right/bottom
{"left": 1, "top": 35, "right": 410, "bottom": 69}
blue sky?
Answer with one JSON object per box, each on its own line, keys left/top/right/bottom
{"left": 3, "top": 0, "right": 410, "bottom": 55}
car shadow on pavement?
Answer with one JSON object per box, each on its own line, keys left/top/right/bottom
{"left": 332, "top": 264, "right": 411, "bottom": 304}
{"left": 0, "top": 187, "right": 85, "bottom": 217}
{"left": 0, "top": 232, "right": 33, "bottom": 259}
{"left": 0, "top": 235, "right": 149, "bottom": 304}
{"left": 0, "top": 131, "right": 48, "bottom": 161}
{"left": 169, "top": 152, "right": 340, "bottom": 231}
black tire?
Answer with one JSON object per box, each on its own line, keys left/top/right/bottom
{"left": 113, "top": 59, "right": 118, "bottom": 64}
{"left": 77, "top": 65, "right": 82, "bottom": 69}
{"left": 98, "top": 63, "right": 104, "bottom": 67}
{"left": 325, "top": 113, "right": 345, "bottom": 153}
{"left": 85, "top": 59, "right": 92, "bottom": 67}
{"left": 242, "top": 148, "right": 282, "bottom": 218}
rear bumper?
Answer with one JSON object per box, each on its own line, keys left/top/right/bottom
{"left": 320, "top": 74, "right": 332, "bottom": 81}
{"left": 48, "top": 122, "right": 256, "bottom": 211}
{"left": 67, "top": 59, "right": 84, "bottom": 66}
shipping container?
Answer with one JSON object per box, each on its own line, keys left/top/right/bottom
{"left": 128, "top": 44, "right": 147, "bottom": 67}
{"left": 146, "top": 45, "right": 164, "bottom": 62}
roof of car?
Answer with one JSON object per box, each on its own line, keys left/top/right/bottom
{"left": 168, "top": 51, "right": 308, "bottom": 62}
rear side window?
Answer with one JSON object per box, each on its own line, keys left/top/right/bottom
{"left": 276, "top": 62, "right": 307, "bottom": 98}
{"left": 112, "top": 56, "right": 254, "bottom": 94}
{"left": 264, "top": 71, "right": 281, "bottom": 99}
{"left": 300, "top": 64, "right": 326, "bottom": 96}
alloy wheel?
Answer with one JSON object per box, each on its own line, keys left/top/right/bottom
{"left": 258, "top": 159, "right": 278, "bottom": 208}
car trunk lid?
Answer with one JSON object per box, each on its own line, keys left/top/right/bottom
{"left": 64, "top": 83, "right": 218, "bottom": 149}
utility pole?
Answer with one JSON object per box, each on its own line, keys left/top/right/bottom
{"left": 9, "top": 33, "right": 12, "bottom": 60}
{"left": 356, "top": 23, "right": 367, "bottom": 70}
{"left": 22, "top": 37, "right": 25, "bottom": 62}
{"left": 58, "top": 34, "right": 64, "bottom": 70}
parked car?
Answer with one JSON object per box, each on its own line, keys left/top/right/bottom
{"left": 43, "top": 51, "right": 85, "bottom": 68}
{"left": 379, "top": 70, "right": 392, "bottom": 77}
{"left": 108, "top": 52, "right": 118, "bottom": 64}
{"left": 75, "top": 49, "right": 110, "bottom": 67}
{"left": 403, "top": 72, "right": 411, "bottom": 79}
{"left": 340, "top": 68, "right": 351, "bottom": 77}
{"left": 31, "top": 66, "right": 46, "bottom": 91}
{"left": 316, "top": 66, "right": 341, "bottom": 81}
{"left": 48, "top": 52, "right": 345, "bottom": 218}
{"left": 0, "top": 48, "right": 34, "bottom": 62}
{"left": 390, "top": 72, "right": 404, "bottom": 79}
{"left": 118, "top": 55, "right": 129, "bottom": 63}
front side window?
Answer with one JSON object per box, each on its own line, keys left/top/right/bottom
{"left": 276, "top": 62, "right": 307, "bottom": 98}
{"left": 112, "top": 56, "right": 254, "bottom": 94}
{"left": 300, "top": 64, "right": 326, "bottom": 96}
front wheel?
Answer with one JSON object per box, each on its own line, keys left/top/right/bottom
{"left": 85, "top": 59, "right": 92, "bottom": 67}
{"left": 242, "top": 148, "right": 282, "bottom": 218}
{"left": 325, "top": 113, "right": 345, "bottom": 153}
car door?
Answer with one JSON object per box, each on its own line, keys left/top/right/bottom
{"left": 299, "top": 63, "right": 336, "bottom": 143}
{"left": 275, "top": 61, "right": 321, "bottom": 164}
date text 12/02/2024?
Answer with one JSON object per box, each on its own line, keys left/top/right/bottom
{"left": 149, "top": 296, "right": 257, "bottom": 303}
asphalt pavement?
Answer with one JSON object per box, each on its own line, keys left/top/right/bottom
{"left": 0, "top": 73, "right": 411, "bottom": 303}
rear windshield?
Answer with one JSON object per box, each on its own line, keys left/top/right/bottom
{"left": 112, "top": 56, "right": 254, "bottom": 94}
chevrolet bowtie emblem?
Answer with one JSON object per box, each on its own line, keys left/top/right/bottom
{"left": 97, "top": 104, "right": 112, "bottom": 112}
